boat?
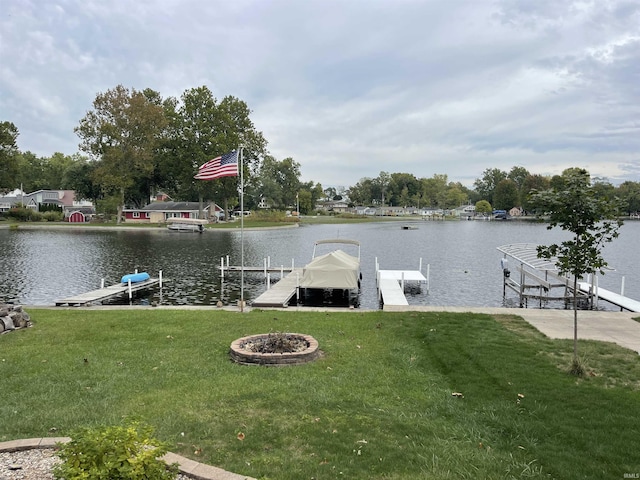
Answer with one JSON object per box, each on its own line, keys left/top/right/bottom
{"left": 120, "top": 272, "right": 150, "bottom": 284}
{"left": 166, "top": 217, "right": 207, "bottom": 232}
{"left": 299, "top": 239, "right": 361, "bottom": 307}
{"left": 401, "top": 224, "right": 418, "bottom": 230}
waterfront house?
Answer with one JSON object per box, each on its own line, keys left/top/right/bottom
{"left": 123, "top": 201, "right": 224, "bottom": 223}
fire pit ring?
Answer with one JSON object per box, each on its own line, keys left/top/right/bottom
{"left": 230, "top": 333, "right": 320, "bottom": 366}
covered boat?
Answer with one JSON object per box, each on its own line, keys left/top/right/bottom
{"left": 300, "top": 239, "right": 361, "bottom": 306}
{"left": 166, "top": 217, "right": 207, "bottom": 232}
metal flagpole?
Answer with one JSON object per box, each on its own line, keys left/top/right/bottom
{"left": 240, "top": 146, "right": 245, "bottom": 312}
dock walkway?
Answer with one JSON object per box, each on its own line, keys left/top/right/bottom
{"left": 251, "top": 269, "right": 302, "bottom": 308}
{"left": 55, "top": 278, "right": 160, "bottom": 306}
{"left": 377, "top": 269, "right": 427, "bottom": 309}
{"left": 578, "top": 282, "right": 640, "bottom": 312}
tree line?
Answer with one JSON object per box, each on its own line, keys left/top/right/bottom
{"left": 2, "top": 85, "right": 640, "bottom": 218}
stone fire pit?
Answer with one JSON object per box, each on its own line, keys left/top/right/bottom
{"left": 230, "top": 332, "right": 320, "bottom": 366}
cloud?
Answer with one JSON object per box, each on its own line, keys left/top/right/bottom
{"left": 1, "top": 0, "right": 639, "bottom": 187}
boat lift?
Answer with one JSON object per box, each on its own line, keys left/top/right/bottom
{"left": 497, "top": 243, "right": 639, "bottom": 311}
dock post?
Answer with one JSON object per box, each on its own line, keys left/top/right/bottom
{"left": 263, "top": 258, "right": 267, "bottom": 279}
{"left": 426, "top": 264, "right": 430, "bottom": 293}
{"left": 280, "top": 265, "right": 284, "bottom": 279}
{"left": 220, "top": 257, "right": 224, "bottom": 280}
{"left": 419, "top": 258, "right": 422, "bottom": 272}
{"left": 401, "top": 272, "right": 405, "bottom": 292}
{"left": 621, "top": 276, "right": 626, "bottom": 296}
{"left": 159, "top": 270, "right": 163, "bottom": 288}
{"left": 296, "top": 272, "right": 300, "bottom": 305}
{"left": 267, "top": 272, "right": 271, "bottom": 290}
{"left": 128, "top": 279, "right": 132, "bottom": 301}
{"left": 292, "top": 259, "right": 295, "bottom": 270}
{"left": 101, "top": 278, "right": 105, "bottom": 289}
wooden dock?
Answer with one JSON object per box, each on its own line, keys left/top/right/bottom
{"left": 55, "top": 278, "right": 160, "bottom": 306}
{"left": 251, "top": 269, "right": 303, "bottom": 308}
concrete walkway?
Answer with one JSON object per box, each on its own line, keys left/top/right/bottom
{"left": 384, "top": 305, "right": 640, "bottom": 354}
{"left": 0, "top": 438, "right": 255, "bottom": 480}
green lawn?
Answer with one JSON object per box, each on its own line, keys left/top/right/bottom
{"left": 1, "top": 309, "right": 638, "bottom": 479}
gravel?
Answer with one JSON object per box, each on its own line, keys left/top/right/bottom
{"left": 0, "top": 449, "right": 192, "bottom": 480}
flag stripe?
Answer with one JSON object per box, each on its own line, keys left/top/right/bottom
{"left": 194, "top": 150, "right": 238, "bottom": 180}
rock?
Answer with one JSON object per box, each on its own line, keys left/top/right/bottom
{"left": 0, "top": 304, "right": 31, "bottom": 333}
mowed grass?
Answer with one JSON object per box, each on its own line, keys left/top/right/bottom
{"left": 1, "top": 309, "right": 639, "bottom": 480}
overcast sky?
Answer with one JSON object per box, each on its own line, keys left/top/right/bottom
{"left": 2, "top": 0, "right": 639, "bottom": 188}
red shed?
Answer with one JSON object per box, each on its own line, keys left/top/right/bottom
{"left": 67, "top": 211, "right": 86, "bottom": 223}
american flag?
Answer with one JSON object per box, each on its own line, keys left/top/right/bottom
{"left": 194, "top": 150, "right": 238, "bottom": 180}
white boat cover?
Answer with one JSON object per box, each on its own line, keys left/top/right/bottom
{"left": 300, "top": 249, "right": 360, "bottom": 289}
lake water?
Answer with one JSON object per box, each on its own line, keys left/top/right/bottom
{"left": 1, "top": 220, "right": 638, "bottom": 310}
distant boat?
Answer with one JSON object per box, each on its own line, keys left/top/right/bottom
{"left": 401, "top": 224, "right": 418, "bottom": 230}
{"left": 166, "top": 217, "right": 207, "bottom": 233}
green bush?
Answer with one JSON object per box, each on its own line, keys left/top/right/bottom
{"left": 53, "top": 422, "right": 178, "bottom": 480}
{"left": 8, "top": 206, "right": 43, "bottom": 222}
{"left": 43, "top": 211, "right": 64, "bottom": 222}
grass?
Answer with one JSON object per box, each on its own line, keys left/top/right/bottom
{"left": 1, "top": 309, "right": 638, "bottom": 479}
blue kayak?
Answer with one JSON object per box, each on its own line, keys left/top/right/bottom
{"left": 121, "top": 272, "right": 150, "bottom": 284}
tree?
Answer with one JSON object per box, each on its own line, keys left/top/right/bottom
{"left": 493, "top": 179, "right": 519, "bottom": 210}
{"left": 473, "top": 168, "right": 507, "bottom": 205}
{"left": 75, "top": 85, "right": 169, "bottom": 222}
{"left": 617, "top": 181, "right": 640, "bottom": 215}
{"left": 475, "top": 200, "right": 492, "bottom": 215}
{"left": 529, "top": 169, "right": 623, "bottom": 374}
{"left": 0, "top": 121, "right": 20, "bottom": 191}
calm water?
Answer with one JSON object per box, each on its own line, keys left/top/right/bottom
{"left": 1, "top": 220, "right": 638, "bottom": 310}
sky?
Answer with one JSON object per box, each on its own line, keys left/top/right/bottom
{"left": 2, "top": 0, "right": 639, "bottom": 189}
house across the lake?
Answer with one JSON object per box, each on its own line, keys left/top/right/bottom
{"left": 122, "top": 201, "right": 224, "bottom": 223}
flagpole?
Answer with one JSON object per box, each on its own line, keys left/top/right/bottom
{"left": 240, "top": 146, "right": 245, "bottom": 312}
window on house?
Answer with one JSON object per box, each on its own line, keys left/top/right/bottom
{"left": 133, "top": 212, "right": 140, "bottom": 218}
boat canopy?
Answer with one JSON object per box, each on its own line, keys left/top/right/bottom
{"left": 166, "top": 217, "right": 207, "bottom": 225}
{"left": 496, "top": 243, "right": 558, "bottom": 270}
{"left": 301, "top": 249, "right": 360, "bottom": 290}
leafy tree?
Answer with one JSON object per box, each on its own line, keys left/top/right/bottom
{"left": 529, "top": 168, "right": 623, "bottom": 373}
{"left": 163, "top": 87, "right": 266, "bottom": 216}
{"left": 473, "top": 168, "right": 507, "bottom": 205}
{"left": 373, "top": 171, "right": 391, "bottom": 206}
{"left": 421, "top": 174, "right": 449, "bottom": 208}
{"left": 616, "top": 181, "right": 640, "bottom": 215}
{"left": 507, "top": 166, "right": 530, "bottom": 191}
{"left": 61, "top": 155, "right": 102, "bottom": 203}
{"left": 475, "top": 199, "right": 492, "bottom": 215}
{"left": 522, "top": 174, "right": 551, "bottom": 212}
{"left": 493, "top": 179, "right": 519, "bottom": 210}
{"left": 348, "top": 178, "right": 374, "bottom": 205}
{"left": 75, "top": 85, "right": 169, "bottom": 222}
{"left": 0, "top": 121, "right": 20, "bottom": 191}
{"left": 297, "top": 189, "right": 312, "bottom": 214}
{"left": 388, "top": 173, "right": 420, "bottom": 206}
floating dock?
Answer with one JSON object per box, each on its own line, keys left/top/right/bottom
{"left": 55, "top": 277, "right": 160, "bottom": 306}
{"left": 251, "top": 269, "right": 303, "bottom": 308}
{"left": 376, "top": 258, "right": 428, "bottom": 309}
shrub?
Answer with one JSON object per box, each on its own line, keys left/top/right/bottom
{"left": 53, "top": 422, "right": 178, "bottom": 480}
{"left": 43, "top": 211, "right": 64, "bottom": 222}
{"left": 8, "top": 206, "right": 43, "bottom": 222}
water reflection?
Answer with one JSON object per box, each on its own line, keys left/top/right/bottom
{"left": 1, "top": 220, "right": 638, "bottom": 310}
